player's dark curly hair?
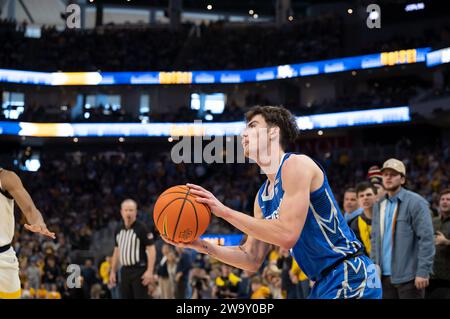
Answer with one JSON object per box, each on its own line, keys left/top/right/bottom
{"left": 245, "top": 106, "right": 299, "bottom": 151}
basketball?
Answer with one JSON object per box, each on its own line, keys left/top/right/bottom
{"left": 153, "top": 185, "right": 211, "bottom": 243}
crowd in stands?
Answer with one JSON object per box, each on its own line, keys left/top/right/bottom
{"left": 1, "top": 14, "right": 449, "bottom": 72}
{"left": 8, "top": 132, "right": 450, "bottom": 298}
{"left": 2, "top": 10, "right": 449, "bottom": 298}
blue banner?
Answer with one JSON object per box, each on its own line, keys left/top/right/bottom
{"left": 201, "top": 234, "right": 244, "bottom": 246}
{"left": 426, "top": 47, "right": 450, "bottom": 67}
{"left": 0, "top": 107, "right": 410, "bottom": 137}
{"left": 0, "top": 48, "right": 431, "bottom": 86}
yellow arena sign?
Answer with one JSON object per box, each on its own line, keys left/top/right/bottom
{"left": 159, "top": 71, "right": 193, "bottom": 84}
{"left": 169, "top": 123, "right": 206, "bottom": 136}
{"left": 381, "top": 49, "right": 417, "bottom": 66}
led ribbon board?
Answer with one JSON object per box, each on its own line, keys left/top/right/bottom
{"left": 0, "top": 107, "right": 410, "bottom": 137}
{"left": 426, "top": 47, "right": 450, "bottom": 67}
{"left": 0, "top": 48, "right": 431, "bottom": 86}
{"left": 200, "top": 234, "right": 244, "bottom": 246}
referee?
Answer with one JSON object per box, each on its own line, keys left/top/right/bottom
{"left": 109, "top": 199, "right": 156, "bottom": 299}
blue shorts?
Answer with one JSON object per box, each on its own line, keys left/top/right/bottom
{"left": 308, "top": 255, "right": 382, "bottom": 299}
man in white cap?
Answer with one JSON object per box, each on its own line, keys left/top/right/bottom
{"left": 370, "top": 158, "right": 435, "bottom": 299}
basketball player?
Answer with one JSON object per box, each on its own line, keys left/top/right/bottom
{"left": 163, "top": 106, "right": 382, "bottom": 299}
{"left": 0, "top": 168, "right": 55, "bottom": 299}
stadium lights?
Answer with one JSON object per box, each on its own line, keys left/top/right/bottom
{"left": 249, "top": 9, "right": 254, "bottom": 15}
{"left": 405, "top": 3, "right": 425, "bottom": 12}
{"left": 207, "top": 4, "right": 212, "bottom": 10}
{"left": 253, "top": 13, "right": 259, "bottom": 19}
{"left": 347, "top": 8, "right": 353, "bottom": 14}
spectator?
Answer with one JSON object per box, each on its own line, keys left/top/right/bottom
{"left": 214, "top": 264, "right": 240, "bottom": 299}
{"left": 236, "top": 270, "right": 252, "bottom": 298}
{"left": 350, "top": 182, "right": 377, "bottom": 256}
{"left": 47, "top": 284, "right": 62, "bottom": 299}
{"left": 250, "top": 277, "right": 271, "bottom": 299}
{"left": 157, "top": 244, "right": 175, "bottom": 299}
{"left": 81, "top": 259, "right": 98, "bottom": 298}
{"left": 289, "top": 259, "right": 310, "bottom": 299}
{"left": 190, "top": 263, "right": 212, "bottom": 299}
{"left": 21, "top": 281, "right": 34, "bottom": 299}
{"left": 25, "top": 259, "right": 41, "bottom": 291}
{"left": 99, "top": 256, "right": 111, "bottom": 298}
{"left": 174, "top": 247, "right": 192, "bottom": 299}
{"left": 36, "top": 283, "right": 48, "bottom": 299}
{"left": 371, "top": 158, "right": 435, "bottom": 299}
{"left": 427, "top": 188, "right": 450, "bottom": 298}
{"left": 342, "top": 188, "right": 363, "bottom": 223}
{"left": 90, "top": 283, "right": 103, "bottom": 299}
{"left": 42, "top": 256, "right": 60, "bottom": 287}
{"left": 277, "top": 248, "right": 299, "bottom": 299}
{"left": 367, "top": 165, "right": 386, "bottom": 202}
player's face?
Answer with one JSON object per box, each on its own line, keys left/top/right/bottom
{"left": 382, "top": 169, "right": 405, "bottom": 191}
{"left": 357, "top": 188, "right": 376, "bottom": 210}
{"left": 343, "top": 191, "right": 358, "bottom": 213}
{"left": 121, "top": 201, "right": 137, "bottom": 225}
{"left": 241, "top": 114, "right": 277, "bottom": 161}
{"left": 439, "top": 193, "right": 450, "bottom": 214}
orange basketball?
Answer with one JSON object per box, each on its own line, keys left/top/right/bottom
{"left": 153, "top": 185, "right": 211, "bottom": 243}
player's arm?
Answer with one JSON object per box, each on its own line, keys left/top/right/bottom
{"left": 162, "top": 196, "right": 272, "bottom": 272}
{"left": 188, "top": 155, "right": 313, "bottom": 250}
{"left": 1, "top": 169, "right": 55, "bottom": 239}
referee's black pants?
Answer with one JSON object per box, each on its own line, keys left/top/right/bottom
{"left": 120, "top": 266, "right": 149, "bottom": 299}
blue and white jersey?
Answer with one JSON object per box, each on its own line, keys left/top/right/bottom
{"left": 257, "top": 153, "right": 383, "bottom": 299}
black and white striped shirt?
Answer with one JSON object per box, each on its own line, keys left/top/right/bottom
{"left": 114, "top": 220, "right": 155, "bottom": 267}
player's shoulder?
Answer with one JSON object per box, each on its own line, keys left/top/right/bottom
{"left": 282, "top": 154, "right": 318, "bottom": 176}
{"left": 0, "top": 169, "right": 21, "bottom": 189}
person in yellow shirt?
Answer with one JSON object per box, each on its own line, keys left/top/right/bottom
{"left": 99, "top": 257, "right": 111, "bottom": 285}
{"left": 349, "top": 182, "right": 376, "bottom": 256}
{"left": 21, "top": 281, "right": 35, "bottom": 299}
{"left": 47, "top": 284, "right": 61, "bottom": 299}
{"left": 214, "top": 264, "right": 241, "bottom": 298}
{"left": 36, "top": 283, "right": 48, "bottom": 299}
{"left": 250, "top": 276, "right": 271, "bottom": 299}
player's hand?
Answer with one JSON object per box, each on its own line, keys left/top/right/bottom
{"left": 186, "top": 183, "right": 229, "bottom": 218}
{"left": 24, "top": 223, "right": 56, "bottom": 239}
{"left": 141, "top": 270, "right": 154, "bottom": 286}
{"left": 160, "top": 235, "right": 209, "bottom": 255}
{"left": 109, "top": 272, "right": 117, "bottom": 287}
{"left": 415, "top": 276, "right": 429, "bottom": 290}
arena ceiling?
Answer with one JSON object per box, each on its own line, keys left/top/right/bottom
{"left": 89, "top": 0, "right": 449, "bottom": 20}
